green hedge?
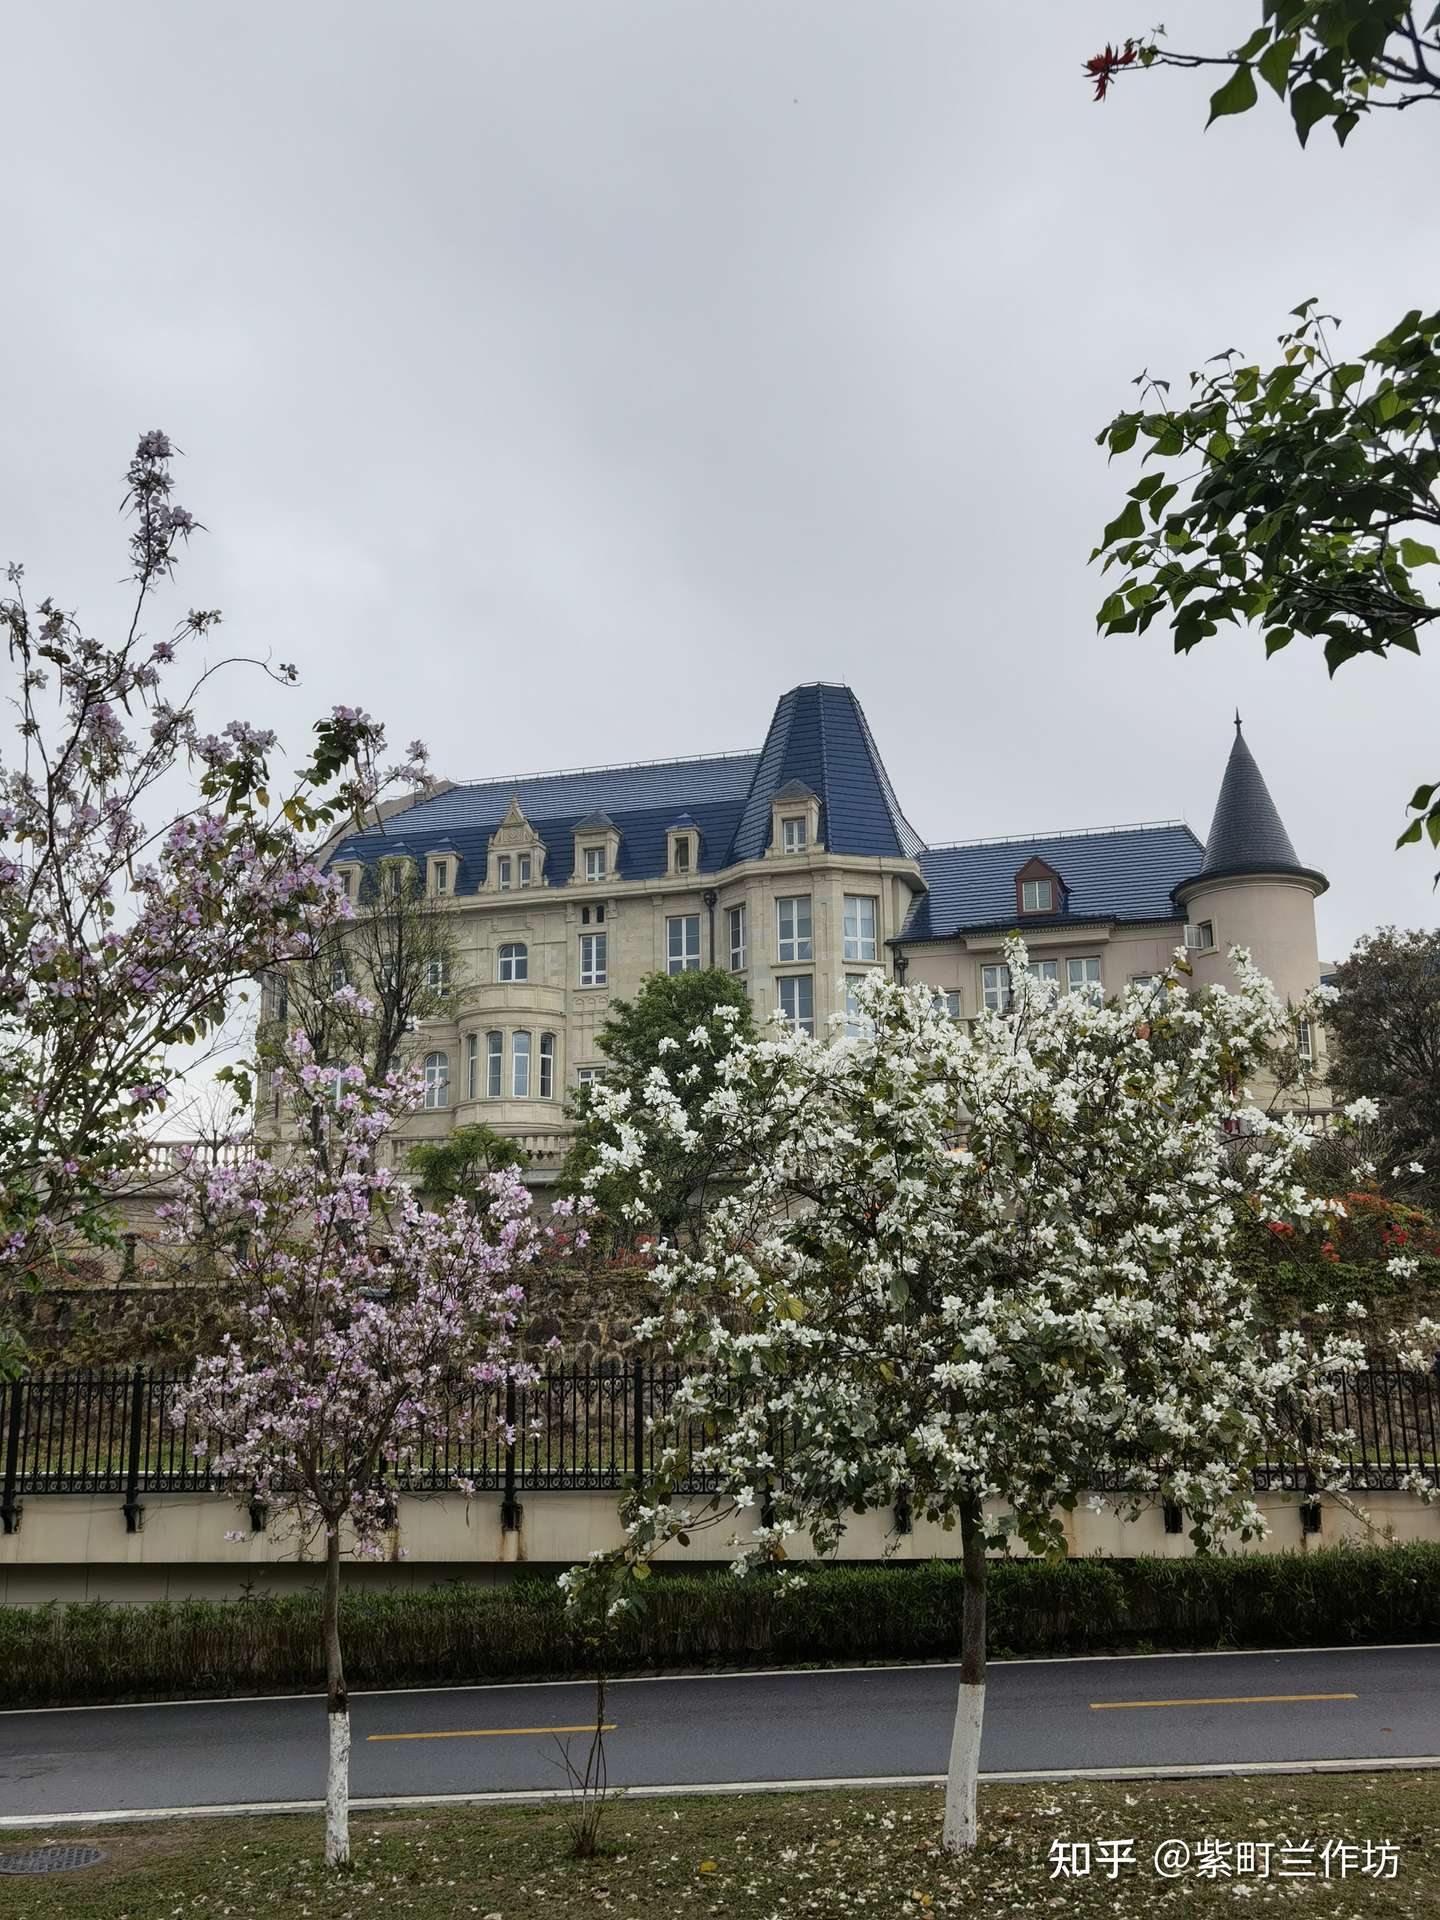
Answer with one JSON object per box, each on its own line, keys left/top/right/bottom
{"left": 2, "top": 1544, "right": 1437, "bottom": 1708}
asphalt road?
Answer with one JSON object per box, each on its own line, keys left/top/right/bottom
{"left": 2, "top": 1645, "right": 1437, "bottom": 1822}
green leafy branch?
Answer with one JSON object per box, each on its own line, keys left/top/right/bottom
{"left": 1086, "top": 5, "right": 1440, "bottom": 141}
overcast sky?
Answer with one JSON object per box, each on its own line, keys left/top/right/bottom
{"left": 5, "top": 1, "right": 1437, "bottom": 966}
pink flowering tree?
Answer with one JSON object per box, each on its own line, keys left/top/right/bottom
{"left": 565, "top": 945, "right": 1438, "bottom": 1854}
{"left": 168, "top": 1047, "right": 539, "bottom": 1868}
{"left": 0, "top": 432, "right": 428, "bottom": 1367}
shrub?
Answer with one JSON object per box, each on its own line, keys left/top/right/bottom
{"left": 2, "top": 1543, "right": 1438, "bottom": 1708}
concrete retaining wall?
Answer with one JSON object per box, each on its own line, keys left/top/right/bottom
{"left": 4, "top": 1486, "right": 1438, "bottom": 1604}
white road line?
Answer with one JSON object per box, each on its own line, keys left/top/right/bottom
{"left": 4, "top": 1755, "right": 1440, "bottom": 1830}
{"left": 1, "top": 1639, "right": 1435, "bottom": 1717}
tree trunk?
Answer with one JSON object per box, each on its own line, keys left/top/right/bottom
{"left": 322, "top": 1524, "right": 350, "bottom": 1869}
{"left": 942, "top": 1497, "right": 987, "bottom": 1853}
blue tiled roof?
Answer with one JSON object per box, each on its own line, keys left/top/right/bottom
{"left": 324, "top": 689, "right": 1216, "bottom": 921}
{"left": 901, "top": 824, "right": 1205, "bottom": 941}
{"left": 728, "top": 684, "right": 925, "bottom": 863}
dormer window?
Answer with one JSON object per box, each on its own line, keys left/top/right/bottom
{"left": 1014, "top": 857, "right": 1065, "bottom": 919}
{"left": 572, "top": 812, "right": 621, "bottom": 886}
{"left": 485, "top": 794, "right": 547, "bottom": 895}
{"left": 426, "top": 849, "right": 457, "bottom": 897}
{"left": 667, "top": 821, "right": 700, "bottom": 878}
{"left": 331, "top": 862, "right": 362, "bottom": 904}
{"left": 768, "top": 781, "right": 822, "bottom": 858}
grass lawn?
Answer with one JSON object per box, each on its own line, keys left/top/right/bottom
{"left": 3, "top": 1773, "right": 1437, "bottom": 1917}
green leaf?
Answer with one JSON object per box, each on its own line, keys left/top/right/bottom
{"left": 1206, "top": 429, "right": 1234, "bottom": 460}
{"left": 1256, "top": 34, "right": 1297, "bottom": 97}
{"left": 1207, "top": 62, "right": 1258, "bottom": 124}
{"left": 1399, "top": 539, "right": 1440, "bottom": 569}
{"left": 1408, "top": 783, "right": 1438, "bottom": 811}
{"left": 1289, "top": 81, "right": 1336, "bottom": 146}
{"left": 1263, "top": 626, "right": 1293, "bottom": 657}
{"left": 1396, "top": 819, "right": 1424, "bottom": 847}
{"left": 1234, "top": 24, "right": 1271, "bottom": 61}
{"left": 1100, "top": 499, "right": 1145, "bottom": 547}
{"left": 1108, "top": 419, "right": 1139, "bottom": 454}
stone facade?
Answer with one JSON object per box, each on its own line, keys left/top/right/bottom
{"left": 308, "top": 685, "right": 1330, "bottom": 1179}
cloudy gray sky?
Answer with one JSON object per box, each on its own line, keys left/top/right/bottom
{"left": 5, "top": 1, "right": 1437, "bottom": 964}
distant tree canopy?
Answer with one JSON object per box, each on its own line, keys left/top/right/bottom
{"left": 560, "top": 968, "right": 754, "bottom": 1249}
{"left": 1325, "top": 927, "right": 1440, "bottom": 1198}
{"left": 1086, "top": 6, "right": 1440, "bottom": 868}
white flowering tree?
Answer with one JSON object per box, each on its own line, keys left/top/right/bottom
{"left": 567, "top": 945, "right": 1434, "bottom": 1853}
{"left": 169, "top": 1044, "right": 541, "bottom": 1868}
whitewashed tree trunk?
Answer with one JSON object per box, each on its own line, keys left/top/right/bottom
{"left": 322, "top": 1525, "right": 351, "bottom": 1868}
{"left": 326, "top": 1707, "right": 351, "bottom": 1867}
{"left": 942, "top": 1497, "right": 988, "bottom": 1853}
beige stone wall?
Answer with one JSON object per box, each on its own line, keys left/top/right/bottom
{"left": 3, "top": 1487, "right": 1433, "bottom": 1603}
{"left": 902, "top": 921, "right": 1190, "bottom": 1013}
{"left": 379, "top": 850, "right": 926, "bottom": 1165}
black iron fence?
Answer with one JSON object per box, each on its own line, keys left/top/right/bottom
{"left": 2, "top": 1359, "right": 1437, "bottom": 1534}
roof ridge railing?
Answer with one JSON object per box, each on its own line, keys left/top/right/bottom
{"left": 437, "top": 746, "right": 762, "bottom": 793}
{"left": 924, "top": 819, "right": 1192, "bottom": 852}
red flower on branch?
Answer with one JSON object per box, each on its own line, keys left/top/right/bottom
{"left": 1084, "top": 41, "right": 1138, "bottom": 101}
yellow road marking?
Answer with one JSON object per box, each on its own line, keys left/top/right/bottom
{"left": 1090, "top": 1693, "right": 1356, "bottom": 1711}
{"left": 368, "top": 1724, "right": 616, "bottom": 1742}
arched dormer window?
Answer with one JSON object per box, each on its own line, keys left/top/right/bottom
{"left": 498, "top": 942, "right": 528, "bottom": 983}
{"left": 1014, "top": 857, "right": 1065, "bottom": 918}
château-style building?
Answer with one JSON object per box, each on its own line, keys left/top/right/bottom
{"left": 317, "top": 683, "right": 1329, "bottom": 1181}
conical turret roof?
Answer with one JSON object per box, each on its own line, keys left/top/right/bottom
{"left": 1195, "top": 720, "right": 1321, "bottom": 884}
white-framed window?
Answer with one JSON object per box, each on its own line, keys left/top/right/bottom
{"left": 843, "top": 894, "right": 878, "bottom": 963}
{"left": 982, "top": 964, "right": 1012, "bottom": 1013}
{"left": 584, "top": 845, "right": 607, "bottom": 882}
{"left": 776, "top": 895, "right": 812, "bottom": 963}
{"left": 844, "top": 974, "right": 870, "bottom": 1039}
{"left": 498, "top": 942, "right": 528, "bottom": 983}
{"left": 671, "top": 834, "right": 692, "bottom": 875}
{"left": 517, "top": 854, "right": 532, "bottom": 888}
{"left": 667, "top": 913, "right": 700, "bottom": 974}
{"left": 778, "top": 973, "right": 814, "bottom": 1034}
{"left": 932, "top": 989, "right": 962, "bottom": 1020}
{"left": 539, "top": 1031, "right": 555, "bottom": 1098}
{"left": 727, "top": 903, "right": 747, "bottom": 972}
{"left": 781, "top": 816, "right": 807, "bottom": 854}
{"left": 512, "top": 1030, "right": 531, "bottom": 1099}
{"left": 1026, "top": 958, "right": 1060, "bottom": 995}
{"left": 576, "top": 1065, "right": 606, "bottom": 1087}
{"left": 427, "top": 957, "right": 450, "bottom": 995}
{"left": 330, "top": 956, "right": 348, "bottom": 992}
{"left": 333, "top": 864, "right": 360, "bottom": 904}
{"left": 466, "top": 1032, "right": 478, "bottom": 1100}
{"left": 1067, "top": 957, "right": 1102, "bottom": 1001}
{"left": 423, "top": 1051, "right": 449, "bottom": 1109}
{"left": 497, "top": 855, "right": 512, "bottom": 891}
{"left": 1186, "top": 919, "right": 1215, "bottom": 952}
{"left": 433, "top": 859, "right": 450, "bottom": 895}
{"left": 1021, "top": 878, "right": 1054, "bottom": 914}
{"left": 1297, "top": 1017, "right": 1314, "bottom": 1067}
{"left": 580, "top": 932, "right": 607, "bottom": 987}
{"left": 486, "top": 1030, "right": 503, "bottom": 1098}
